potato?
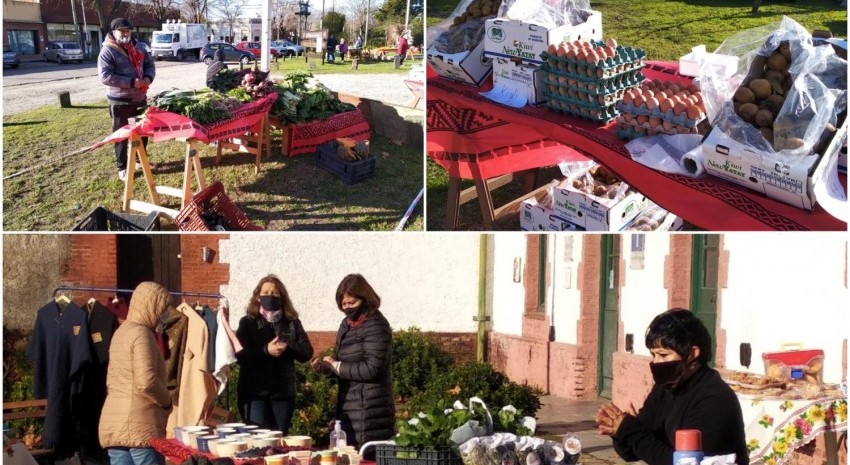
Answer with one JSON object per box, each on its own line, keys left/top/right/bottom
{"left": 767, "top": 52, "right": 789, "bottom": 72}
{"left": 754, "top": 109, "right": 775, "bottom": 128}
{"left": 734, "top": 87, "right": 756, "bottom": 104}
{"left": 778, "top": 42, "right": 791, "bottom": 62}
{"left": 776, "top": 137, "right": 806, "bottom": 151}
{"left": 760, "top": 94, "right": 785, "bottom": 114}
{"left": 749, "top": 79, "right": 772, "bottom": 101}
{"left": 760, "top": 127, "right": 774, "bottom": 145}
{"left": 737, "top": 103, "right": 759, "bottom": 123}
{"left": 593, "top": 185, "right": 608, "bottom": 197}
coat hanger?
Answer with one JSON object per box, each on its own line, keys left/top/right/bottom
{"left": 55, "top": 293, "right": 71, "bottom": 305}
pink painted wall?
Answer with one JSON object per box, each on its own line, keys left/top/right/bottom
{"left": 612, "top": 351, "right": 653, "bottom": 410}
{"left": 488, "top": 332, "right": 548, "bottom": 391}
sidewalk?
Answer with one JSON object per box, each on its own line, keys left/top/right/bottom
{"left": 535, "top": 395, "right": 644, "bottom": 465}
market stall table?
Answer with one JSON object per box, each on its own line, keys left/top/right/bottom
{"left": 96, "top": 93, "right": 277, "bottom": 218}
{"left": 738, "top": 392, "right": 847, "bottom": 465}
{"left": 427, "top": 63, "right": 847, "bottom": 231}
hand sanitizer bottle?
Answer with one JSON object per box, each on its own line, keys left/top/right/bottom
{"left": 672, "top": 429, "right": 703, "bottom": 465}
{"left": 330, "top": 420, "right": 347, "bottom": 449}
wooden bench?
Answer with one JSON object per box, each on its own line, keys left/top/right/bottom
{"left": 3, "top": 400, "right": 55, "bottom": 465}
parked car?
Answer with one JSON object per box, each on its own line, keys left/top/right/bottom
{"left": 236, "top": 41, "right": 280, "bottom": 58}
{"left": 270, "top": 40, "right": 305, "bottom": 57}
{"left": 137, "top": 39, "right": 152, "bottom": 54}
{"left": 200, "top": 42, "right": 254, "bottom": 65}
{"left": 43, "top": 41, "right": 84, "bottom": 64}
{"left": 3, "top": 47, "right": 20, "bottom": 68}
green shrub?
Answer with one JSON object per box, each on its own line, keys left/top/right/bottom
{"left": 405, "top": 362, "right": 543, "bottom": 419}
{"left": 392, "top": 327, "right": 454, "bottom": 401}
{"left": 3, "top": 326, "right": 40, "bottom": 438}
{"left": 291, "top": 347, "right": 338, "bottom": 446}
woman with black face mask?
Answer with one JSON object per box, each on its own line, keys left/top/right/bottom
{"left": 595, "top": 309, "right": 748, "bottom": 465}
{"left": 236, "top": 275, "right": 314, "bottom": 432}
{"left": 311, "top": 274, "right": 395, "bottom": 451}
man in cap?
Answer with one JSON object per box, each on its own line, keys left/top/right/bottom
{"left": 98, "top": 17, "right": 156, "bottom": 181}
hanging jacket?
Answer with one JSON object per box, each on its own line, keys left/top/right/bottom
{"left": 99, "top": 283, "right": 172, "bottom": 448}
{"left": 334, "top": 310, "right": 394, "bottom": 447}
{"left": 236, "top": 315, "right": 314, "bottom": 400}
{"left": 162, "top": 307, "right": 189, "bottom": 404}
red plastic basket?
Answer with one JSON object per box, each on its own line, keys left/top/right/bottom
{"left": 175, "top": 181, "right": 263, "bottom": 231}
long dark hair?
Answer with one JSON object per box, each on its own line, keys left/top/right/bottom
{"left": 246, "top": 275, "right": 299, "bottom": 320}
{"left": 335, "top": 274, "right": 381, "bottom": 317}
{"left": 645, "top": 308, "right": 713, "bottom": 364}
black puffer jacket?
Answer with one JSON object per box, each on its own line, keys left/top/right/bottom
{"left": 236, "top": 315, "right": 313, "bottom": 400}
{"left": 334, "top": 311, "right": 395, "bottom": 446}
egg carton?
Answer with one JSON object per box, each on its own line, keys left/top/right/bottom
{"left": 544, "top": 82, "right": 628, "bottom": 106}
{"left": 614, "top": 118, "right": 704, "bottom": 140}
{"left": 541, "top": 43, "right": 646, "bottom": 79}
{"left": 544, "top": 60, "right": 646, "bottom": 87}
{"left": 616, "top": 101, "right": 705, "bottom": 129}
{"left": 541, "top": 65, "right": 646, "bottom": 94}
{"left": 543, "top": 74, "right": 643, "bottom": 102}
{"left": 544, "top": 92, "right": 620, "bottom": 123}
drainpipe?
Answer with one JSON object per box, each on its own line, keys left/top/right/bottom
{"left": 476, "top": 234, "right": 488, "bottom": 362}
{"left": 547, "top": 234, "right": 556, "bottom": 394}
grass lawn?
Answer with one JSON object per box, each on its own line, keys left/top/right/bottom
{"left": 425, "top": 0, "right": 847, "bottom": 230}
{"left": 264, "top": 53, "right": 411, "bottom": 76}
{"left": 3, "top": 102, "right": 423, "bottom": 231}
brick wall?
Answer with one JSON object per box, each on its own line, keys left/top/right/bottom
{"left": 715, "top": 236, "right": 730, "bottom": 368}
{"left": 549, "top": 343, "right": 596, "bottom": 400}
{"left": 524, "top": 236, "right": 541, "bottom": 315}
{"left": 664, "top": 235, "right": 692, "bottom": 309}
{"left": 63, "top": 234, "right": 119, "bottom": 303}
{"left": 577, "top": 235, "right": 602, "bottom": 396}
{"left": 611, "top": 352, "right": 653, "bottom": 410}
{"left": 180, "top": 235, "right": 231, "bottom": 308}
{"left": 488, "top": 332, "right": 548, "bottom": 391}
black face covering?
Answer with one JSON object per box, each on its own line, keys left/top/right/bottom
{"left": 259, "top": 295, "right": 282, "bottom": 312}
{"left": 650, "top": 355, "right": 700, "bottom": 391}
{"left": 343, "top": 305, "right": 364, "bottom": 321}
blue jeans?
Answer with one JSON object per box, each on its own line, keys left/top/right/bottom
{"left": 107, "top": 447, "right": 164, "bottom": 465}
{"left": 240, "top": 398, "right": 296, "bottom": 433}
{"left": 327, "top": 50, "right": 335, "bottom": 62}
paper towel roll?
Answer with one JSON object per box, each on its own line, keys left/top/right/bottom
{"left": 681, "top": 146, "right": 706, "bottom": 177}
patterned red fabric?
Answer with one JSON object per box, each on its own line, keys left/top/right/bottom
{"left": 149, "top": 438, "right": 266, "bottom": 465}
{"left": 427, "top": 62, "right": 846, "bottom": 231}
{"left": 92, "top": 93, "right": 278, "bottom": 149}
{"left": 287, "top": 110, "right": 371, "bottom": 156}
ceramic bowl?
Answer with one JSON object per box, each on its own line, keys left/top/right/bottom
{"left": 216, "top": 427, "right": 237, "bottom": 438}
{"left": 197, "top": 435, "right": 219, "bottom": 453}
{"left": 179, "top": 426, "right": 209, "bottom": 445}
{"left": 189, "top": 430, "right": 210, "bottom": 449}
{"left": 252, "top": 436, "right": 281, "bottom": 449}
{"left": 218, "top": 422, "right": 246, "bottom": 429}
{"left": 264, "top": 430, "right": 284, "bottom": 439}
{"left": 265, "top": 453, "right": 290, "bottom": 465}
{"left": 282, "top": 436, "right": 313, "bottom": 449}
{"left": 237, "top": 425, "right": 260, "bottom": 434}
{"left": 227, "top": 433, "right": 252, "bottom": 442}
{"left": 207, "top": 438, "right": 233, "bottom": 456}
{"left": 217, "top": 440, "right": 248, "bottom": 457}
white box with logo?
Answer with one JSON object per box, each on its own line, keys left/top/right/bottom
{"left": 483, "top": 58, "right": 546, "bottom": 107}
{"left": 552, "top": 182, "right": 648, "bottom": 231}
{"left": 520, "top": 198, "right": 584, "bottom": 231}
{"left": 427, "top": 40, "right": 493, "bottom": 86}
{"left": 483, "top": 10, "right": 603, "bottom": 65}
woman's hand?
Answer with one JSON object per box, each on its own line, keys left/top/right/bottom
{"left": 311, "top": 357, "right": 333, "bottom": 374}
{"left": 596, "top": 402, "right": 635, "bottom": 436}
{"left": 266, "top": 336, "right": 287, "bottom": 357}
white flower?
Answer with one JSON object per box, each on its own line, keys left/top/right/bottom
{"left": 418, "top": 412, "right": 427, "bottom": 419}
{"left": 453, "top": 400, "right": 466, "bottom": 410}
{"left": 502, "top": 405, "right": 518, "bottom": 414}
{"left": 408, "top": 418, "right": 420, "bottom": 426}
{"left": 444, "top": 408, "right": 454, "bottom": 415}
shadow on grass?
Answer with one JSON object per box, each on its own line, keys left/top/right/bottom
{"left": 3, "top": 121, "right": 48, "bottom": 127}
{"left": 67, "top": 105, "right": 109, "bottom": 110}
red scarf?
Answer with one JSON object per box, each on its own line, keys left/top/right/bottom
{"left": 346, "top": 312, "right": 369, "bottom": 329}
{"left": 121, "top": 41, "right": 144, "bottom": 80}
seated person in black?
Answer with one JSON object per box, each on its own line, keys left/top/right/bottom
{"left": 206, "top": 49, "right": 227, "bottom": 87}
{"left": 596, "top": 309, "right": 748, "bottom": 465}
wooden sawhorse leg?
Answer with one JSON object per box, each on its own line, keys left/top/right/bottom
{"left": 123, "top": 134, "right": 161, "bottom": 212}
{"left": 182, "top": 139, "right": 207, "bottom": 209}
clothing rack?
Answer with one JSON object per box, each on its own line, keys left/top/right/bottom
{"left": 52, "top": 286, "right": 230, "bottom": 317}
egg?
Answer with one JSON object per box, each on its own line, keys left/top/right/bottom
{"left": 547, "top": 44, "right": 557, "bottom": 55}
{"left": 677, "top": 125, "right": 690, "bottom": 134}
{"left": 688, "top": 95, "right": 700, "bottom": 106}
{"left": 557, "top": 76, "right": 567, "bottom": 84}
{"left": 556, "top": 45, "right": 566, "bottom": 58}
{"left": 648, "top": 117, "right": 662, "bottom": 128}
{"left": 642, "top": 88, "right": 655, "bottom": 99}
{"left": 636, "top": 115, "right": 649, "bottom": 125}
{"left": 548, "top": 73, "right": 556, "bottom": 82}
{"left": 576, "top": 49, "right": 586, "bottom": 62}
{"left": 633, "top": 95, "right": 645, "bottom": 108}
{"left": 573, "top": 40, "right": 583, "bottom": 48}
{"left": 645, "top": 97, "right": 659, "bottom": 110}
{"left": 686, "top": 104, "right": 702, "bottom": 120}
{"left": 604, "top": 46, "right": 617, "bottom": 60}
{"left": 586, "top": 51, "right": 599, "bottom": 64}
{"left": 673, "top": 101, "right": 687, "bottom": 116}
{"left": 548, "top": 85, "right": 556, "bottom": 94}
{"left": 659, "top": 98, "right": 674, "bottom": 113}
{"left": 687, "top": 84, "right": 700, "bottom": 94}
{"left": 652, "top": 78, "right": 663, "bottom": 87}
{"left": 693, "top": 93, "right": 704, "bottom": 106}
{"left": 606, "top": 38, "right": 618, "bottom": 48}
{"left": 662, "top": 120, "right": 674, "bottom": 132}
{"left": 623, "top": 113, "right": 633, "bottom": 123}
{"left": 668, "top": 84, "right": 680, "bottom": 93}
{"left": 566, "top": 48, "right": 577, "bottom": 60}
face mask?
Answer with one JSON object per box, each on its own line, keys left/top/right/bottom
{"left": 260, "top": 295, "right": 282, "bottom": 312}
{"left": 343, "top": 305, "right": 364, "bottom": 321}
{"left": 649, "top": 360, "right": 682, "bottom": 387}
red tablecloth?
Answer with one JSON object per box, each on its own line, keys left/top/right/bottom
{"left": 427, "top": 63, "right": 846, "bottom": 231}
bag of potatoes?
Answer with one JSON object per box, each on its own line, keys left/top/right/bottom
{"left": 699, "top": 16, "right": 846, "bottom": 162}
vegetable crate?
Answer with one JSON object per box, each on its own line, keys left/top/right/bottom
{"left": 376, "top": 445, "right": 462, "bottom": 465}
{"left": 316, "top": 142, "right": 376, "bottom": 184}
{"left": 72, "top": 206, "right": 162, "bottom": 231}
{"left": 175, "top": 181, "right": 263, "bottom": 231}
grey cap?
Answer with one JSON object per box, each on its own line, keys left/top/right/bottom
{"left": 111, "top": 18, "right": 134, "bottom": 30}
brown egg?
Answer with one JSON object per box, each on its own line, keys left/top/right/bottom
{"left": 668, "top": 84, "right": 680, "bottom": 93}
{"left": 636, "top": 115, "right": 649, "bottom": 125}
{"left": 659, "top": 98, "right": 674, "bottom": 113}
{"left": 687, "top": 84, "right": 700, "bottom": 94}
{"left": 622, "top": 92, "right": 634, "bottom": 105}
{"left": 645, "top": 96, "right": 659, "bottom": 110}
{"left": 677, "top": 125, "right": 690, "bottom": 134}
{"left": 693, "top": 93, "right": 704, "bottom": 106}
{"left": 547, "top": 44, "right": 557, "bottom": 55}
{"left": 576, "top": 49, "right": 586, "bottom": 61}
{"left": 606, "top": 38, "right": 618, "bottom": 49}
{"left": 642, "top": 88, "right": 655, "bottom": 99}
{"left": 673, "top": 101, "right": 687, "bottom": 116}
{"left": 548, "top": 85, "right": 556, "bottom": 93}
{"left": 604, "top": 46, "right": 617, "bottom": 60}
{"left": 556, "top": 45, "right": 566, "bottom": 58}
{"left": 557, "top": 76, "right": 567, "bottom": 84}
{"left": 662, "top": 120, "right": 675, "bottom": 132}
{"left": 686, "top": 104, "right": 702, "bottom": 120}
{"left": 623, "top": 113, "right": 633, "bottom": 123}
{"left": 652, "top": 78, "right": 663, "bottom": 87}
{"left": 633, "top": 95, "right": 645, "bottom": 108}
{"left": 566, "top": 48, "right": 577, "bottom": 60}
{"left": 573, "top": 40, "right": 583, "bottom": 48}
{"left": 663, "top": 80, "right": 673, "bottom": 88}
{"left": 648, "top": 117, "right": 662, "bottom": 128}
{"left": 586, "top": 50, "right": 599, "bottom": 64}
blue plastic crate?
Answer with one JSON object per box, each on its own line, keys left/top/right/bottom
{"left": 315, "top": 142, "right": 376, "bottom": 184}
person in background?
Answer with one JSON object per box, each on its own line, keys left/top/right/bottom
{"left": 98, "top": 17, "right": 156, "bottom": 181}
{"left": 98, "top": 282, "right": 172, "bottom": 465}
{"left": 311, "top": 274, "right": 394, "bottom": 450}
{"left": 338, "top": 38, "right": 348, "bottom": 63}
{"left": 595, "top": 309, "right": 748, "bottom": 465}
{"left": 206, "top": 48, "right": 228, "bottom": 88}
{"left": 236, "top": 275, "right": 314, "bottom": 433}
{"left": 353, "top": 35, "right": 363, "bottom": 50}
{"left": 396, "top": 33, "right": 410, "bottom": 66}
{"left": 326, "top": 34, "right": 338, "bottom": 63}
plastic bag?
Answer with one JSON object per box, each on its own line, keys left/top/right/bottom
{"left": 625, "top": 134, "right": 705, "bottom": 177}
{"left": 558, "top": 161, "right": 631, "bottom": 206}
{"left": 499, "top": 0, "right": 590, "bottom": 29}
{"left": 699, "top": 16, "right": 846, "bottom": 163}
{"left": 427, "top": 0, "right": 504, "bottom": 55}
{"left": 450, "top": 397, "right": 494, "bottom": 447}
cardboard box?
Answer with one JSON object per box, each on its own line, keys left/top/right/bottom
{"left": 678, "top": 45, "right": 738, "bottom": 79}
{"left": 427, "top": 40, "right": 492, "bottom": 86}
{"left": 484, "top": 58, "right": 546, "bottom": 107}
{"left": 483, "top": 11, "right": 603, "bottom": 65}
{"left": 701, "top": 119, "right": 848, "bottom": 210}
{"left": 520, "top": 198, "right": 584, "bottom": 231}
{"left": 623, "top": 210, "right": 685, "bottom": 232}
{"left": 552, "top": 182, "right": 648, "bottom": 231}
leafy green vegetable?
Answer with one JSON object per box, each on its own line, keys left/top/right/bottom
{"left": 270, "top": 71, "right": 356, "bottom": 125}
{"left": 149, "top": 88, "right": 242, "bottom": 125}
{"left": 495, "top": 406, "right": 533, "bottom": 437}
{"left": 394, "top": 401, "right": 489, "bottom": 449}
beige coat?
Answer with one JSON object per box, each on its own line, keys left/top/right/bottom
{"left": 166, "top": 303, "right": 218, "bottom": 435}
{"left": 99, "top": 282, "right": 173, "bottom": 448}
